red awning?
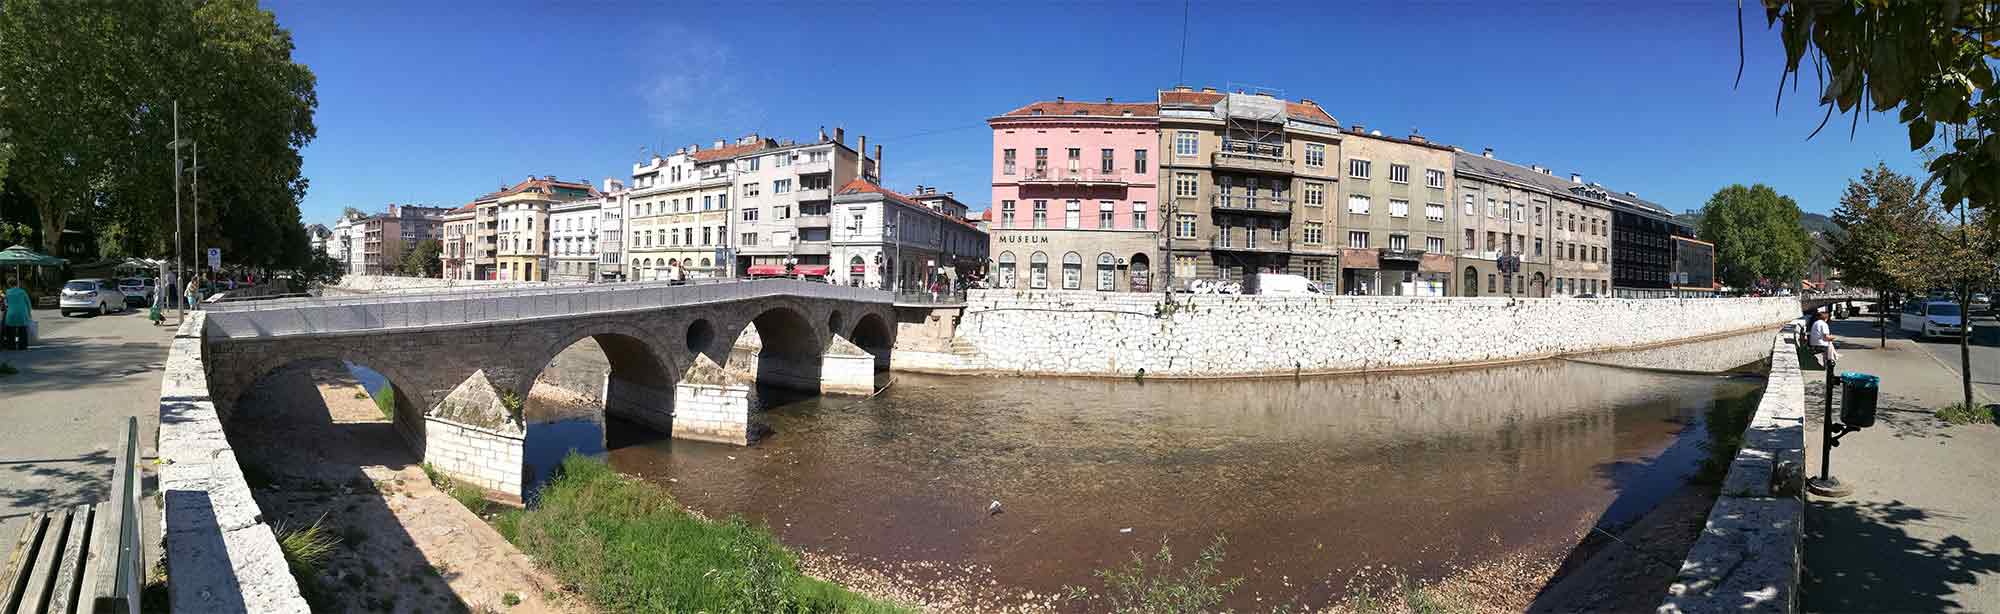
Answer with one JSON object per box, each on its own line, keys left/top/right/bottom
{"left": 850, "top": 264, "right": 867, "bottom": 273}
{"left": 796, "top": 265, "right": 831, "bottom": 276}
{"left": 747, "top": 265, "right": 785, "bottom": 276}
{"left": 747, "top": 264, "right": 833, "bottom": 277}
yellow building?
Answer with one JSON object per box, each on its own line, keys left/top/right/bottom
{"left": 484, "top": 175, "right": 598, "bottom": 281}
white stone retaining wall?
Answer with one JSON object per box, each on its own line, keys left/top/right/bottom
{"left": 671, "top": 384, "right": 751, "bottom": 445}
{"left": 941, "top": 291, "right": 1800, "bottom": 377}
{"left": 1661, "top": 333, "right": 1805, "bottom": 613}
{"left": 157, "top": 312, "right": 311, "bottom": 613}
{"left": 423, "top": 417, "right": 525, "bottom": 498}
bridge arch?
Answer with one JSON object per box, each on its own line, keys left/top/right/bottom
{"left": 848, "top": 312, "right": 894, "bottom": 373}
{"left": 221, "top": 346, "right": 441, "bottom": 461}
{"left": 721, "top": 303, "right": 827, "bottom": 394}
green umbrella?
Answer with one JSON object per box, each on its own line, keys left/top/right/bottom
{"left": 0, "top": 244, "right": 65, "bottom": 266}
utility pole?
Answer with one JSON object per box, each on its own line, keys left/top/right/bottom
{"left": 168, "top": 102, "right": 190, "bottom": 321}
{"left": 192, "top": 141, "right": 201, "bottom": 279}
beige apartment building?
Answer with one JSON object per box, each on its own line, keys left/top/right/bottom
{"left": 1331, "top": 126, "right": 1457, "bottom": 295}
{"left": 439, "top": 205, "right": 475, "bottom": 280}
{"left": 733, "top": 129, "right": 877, "bottom": 277}
{"left": 1548, "top": 173, "right": 1615, "bottom": 296}
{"left": 1156, "top": 86, "right": 1343, "bottom": 290}
{"left": 627, "top": 140, "right": 747, "bottom": 281}
{"left": 488, "top": 175, "right": 597, "bottom": 282}
{"left": 1452, "top": 149, "right": 1613, "bottom": 297}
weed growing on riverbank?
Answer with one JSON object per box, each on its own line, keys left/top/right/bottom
{"left": 1935, "top": 401, "right": 1998, "bottom": 425}
{"left": 1064, "top": 535, "right": 1242, "bottom": 613}
{"left": 491, "top": 453, "right": 908, "bottom": 614}
{"left": 275, "top": 513, "right": 342, "bottom": 608}
{"left": 372, "top": 385, "right": 395, "bottom": 420}
{"left": 421, "top": 462, "right": 493, "bottom": 515}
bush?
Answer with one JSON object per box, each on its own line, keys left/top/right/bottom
{"left": 1065, "top": 535, "right": 1242, "bottom": 614}
{"left": 500, "top": 453, "right": 906, "bottom": 613}
{"left": 1935, "top": 402, "right": 1998, "bottom": 425}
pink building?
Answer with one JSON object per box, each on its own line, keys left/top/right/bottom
{"left": 987, "top": 98, "right": 1160, "bottom": 292}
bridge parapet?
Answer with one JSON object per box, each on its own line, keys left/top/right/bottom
{"left": 200, "top": 279, "right": 893, "bottom": 339}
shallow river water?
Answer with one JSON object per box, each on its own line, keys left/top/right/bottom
{"left": 522, "top": 355, "right": 1765, "bottom": 609}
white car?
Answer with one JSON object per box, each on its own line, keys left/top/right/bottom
{"left": 1253, "top": 273, "right": 1325, "bottom": 296}
{"left": 59, "top": 278, "right": 127, "bottom": 317}
{"left": 116, "top": 277, "right": 154, "bottom": 306}
{"left": 1900, "top": 300, "right": 1964, "bottom": 339}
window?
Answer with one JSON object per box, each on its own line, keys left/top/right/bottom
{"left": 1132, "top": 202, "right": 1148, "bottom": 230}
{"left": 1568, "top": 243, "right": 1576, "bottom": 260}
{"left": 1535, "top": 205, "right": 1544, "bottom": 225}
{"left": 1390, "top": 199, "right": 1410, "bottom": 218}
{"left": 1504, "top": 274, "right": 1514, "bottom": 294}
{"left": 1034, "top": 148, "right": 1049, "bottom": 173}
{"left": 776, "top": 205, "right": 790, "bottom": 220}
{"left": 1062, "top": 252, "right": 1082, "bottom": 289}
{"left": 1487, "top": 231, "right": 1497, "bottom": 252}
{"left": 1514, "top": 234, "right": 1524, "bottom": 254}
{"left": 1064, "top": 200, "right": 1081, "bottom": 229}
{"left": 1304, "top": 259, "right": 1324, "bottom": 281}
{"left": 1173, "top": 254, "right": 1197, "bottom": 279}
{"left": 1174, "top": 172, "right": 1198, "bottom": 198}
{"left": 1487, "top": 198, "right": 1498, "bottom": 218}
{"left": 808, "top": 150, "right": 828, "bottom": 163}
{"left": 997, "top": 252, "right": 1016, "bottom": 288}
{"left": 1427, "top": 236, "right": 1444, "bottom": 253}
{"left": 1001, "top": 200, "right": 1016, "bottom": 227}
{"left": 1348, "top": 231, "right": 1369, "bottom": 249}
{"left": 1464, "top": 229, "right": 1476, "bottom": 252}
{"left": 1002, "top": 149, "right": 1016, "bottom": 175}
{"left": 1389, "top": 164, "right": 1410, "bottom": 184}
{"left": 1269, "top": 224, "right": 1281, "bottom": 242}
{"left": 1304, "top": 182, "right": 1325, "bottom": 207}
{"left": 1032, "top": 200, "right": 1048, "bottom": 228}
{"left": 1174, "top": 131, "right": 1198, "bottom": 156}
{"left": 1348, "top": 158, "right": 1371, "bottom": 179}
{"left": 1534, "top": 238, "right": 1544, "bottom": 257}
{"left": 745, "top": 183, "right": 760, "bottom": 197}
{"left": 774, "top": 179, "right": 792, "bottom": 193}
{"left": 741, "top": 232, "right": 757, "bottom": 245}
{"left": 1488, "top": 274, "right": 1498, "bottom": 293}
{"left": 1305, "top": 143, "right": 1326, "bottom": 167}
{"left": 1067, "top": 148, "right": 1082, "bottom": 172}
{"left": 1135, "top": 149, "right": 1148, "bottom": 174}
{"left": 1097, "top": 253, "right": 1116, "bottom": 291}
{"left": 1098, "top": 201, "right": 1116, "bottom": 229}
{"left": 1304, "top": 222, "right": 1324, "bottom": 245}
{"left": 1515, "top": 203, "right": 1527, "bottom": 223}
{"left": 1425, "top": 168, "right": 1445, "bottom": 189}
{"left": 1030, "top": 252, "right": 1048, "bottom": 289}
{"left": 1101, "top": 149, "right": 1115, "bottom": 173}
{"left": 1388, "top": 235, "right": 1409, "bottom": 251}
{"left": 1174, "top": 213, "right": 1196, "bottom": 239}
{"left": 702, "top": 195, "right": 713, "bottom": 210}
{"left": 1426, "top": 203, "right": 1445, "bottom": 222}
{"left": 1347, "top": 194, "right": 1370, "bottom": 215}
{"left": 742, "top": 208, "right": 759, "bottom": 222}
{"left": 1217, "top": 223, "right": 1233, "bottom": 247}
{"left": 775, "top": 153, "right": 790, "bottom": 167}
{"left": 1463, "top": 194, "right": 1476, "bottom": 216}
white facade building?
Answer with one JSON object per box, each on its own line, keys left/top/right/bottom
{"left": 549, "top": 198, "right": 604, "bottom": 283}
{"left": 828, "top": 180, "right": 988, "bottom": 291}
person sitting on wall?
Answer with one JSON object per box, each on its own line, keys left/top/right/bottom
{"left": 1807, "top": 309, "right": 1838, "bottom": 367}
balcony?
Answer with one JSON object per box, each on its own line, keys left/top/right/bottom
{"left": 794, "top": 159, "right": 832, "bottom": 175}
{"left": 796, "top": 214, "right": 832, "bottom": 229}
{"left": 1211, "top": 141, "right": 1292, "bottom": 174}
{"left": 1019, "top": 167, "right": 1133, "bottom": 187}
{"left": 795, "top": 187, "right": 831, "bottom": 202}
{"left": 1211, "top": 194, "right": 1294, "bottom": 215}
{"left": 1208, "top": 237, "right": 1288, "bottom": 254}
{"left": 791, "top": 241, "right": 831, "bottom": 256}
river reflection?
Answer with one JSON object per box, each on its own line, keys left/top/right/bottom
{"left": 536, "top": 358, "right": 1762, "bottom": 608}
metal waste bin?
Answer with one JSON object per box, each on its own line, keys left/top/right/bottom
{"left": 1840, "top": 372, "right": 1879, "bottom": 428}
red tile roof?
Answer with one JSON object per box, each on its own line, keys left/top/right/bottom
{"left": 1156, "top": 89, "right": 1338, "bottom": 125}
{"left": 837, "top": 179, "right": 986, "bottom": 231}
{"left": 497, "top": 176, "right": 600, "bottom": 199}
{"left": 997, "top": 100, "right": 1159, "bottom": 118}
{"left": 690, "top": 141, "right": 769, "bottom": 162}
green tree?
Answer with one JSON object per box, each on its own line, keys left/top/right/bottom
{"left": 1696, "top": 184, "right": 1812, "bottom": 290}
{"left": 1880, "top": 201, "right": 2000, "bottom": 411}
{"left": 400, "top": 239, "right": 441, "bottom": 277}
{"left": 1830, "top": 163, "right": 1929, "bottom": 347}
{"left": 1755, "top": 2, "right": 2000, "bottom": 214}
{"left": 298, "top": 250, "right": 344, "bottom": 288}
{"left": 0, "top": 0, "right": 317, "bottom": 266}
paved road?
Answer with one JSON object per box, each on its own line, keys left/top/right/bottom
{"left": 1803, "top": 318, "right": 2000, "bottom": 611}
{"left": 0, "top": 306, "right": 176, "bottom": 566}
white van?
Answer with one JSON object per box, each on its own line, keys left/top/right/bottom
{"left": 1253, "top": 273, "right": 1324, "bottom": 296}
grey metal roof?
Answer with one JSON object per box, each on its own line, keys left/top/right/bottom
{"left": 1453, "top": 151, "right": 1676, "bottom": 218}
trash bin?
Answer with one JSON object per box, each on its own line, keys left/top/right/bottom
{"left": 1840, "top": 372, "right": 1879, "bottom": 428}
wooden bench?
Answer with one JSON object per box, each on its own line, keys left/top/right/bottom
{"left": 0, "top": 418, "right": 142, "bottom": 614}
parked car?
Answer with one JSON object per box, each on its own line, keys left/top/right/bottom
{"left": 116, "top": 277, "right": 154, "bottom": 306}
{"left": 59, "top": 279, "right": 127, "bottom": 317}
{"left": 1253, "top": 273, "right": 1325, "bottom": 296}
{"left": 1900, "top": 299, "right": 1965, "bottom": 339}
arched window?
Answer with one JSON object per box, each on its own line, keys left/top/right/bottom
{"left": 997, "top": 251, "right": 1017, "bottom": 289}
{"left": 1463, "top": 266, "right": 1479, "bottom": 297}
{"left": 700, "top": 258, "right": 711, "bottom": 268}
{"left": 1096, "top": 252, "right": 1116, "bottom": 291}
{"left": 668, "top": 258, "right": 679, "bottom": 267}
{"left": 1029, "top": 252, "right": 1048, "bottom": 289}
{"left": 1128, "top": 253, "right": 1151, "bottom": 292}
{"left": 1062, "top": 252, "right": 1082, "bottom": 290}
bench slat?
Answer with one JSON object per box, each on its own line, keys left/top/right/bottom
{"left": 2, "top": 512, "right": 49, "bottom": 614}
{"left": 18, "top": 510, "right": 69, "bottom": 614}
{"left": 44, "top": 507, "right": 91, "bottom": 614}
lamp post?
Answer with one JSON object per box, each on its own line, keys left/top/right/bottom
{"left": 166, "top": 101, "right": 192, "bottom": 320}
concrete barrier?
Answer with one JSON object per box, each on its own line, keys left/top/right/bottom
{"left": 1660, "top": 331, "right": 1805, "bottom": 613}
{"left": 157, "top": 312, "right": 310, "bottom": 613}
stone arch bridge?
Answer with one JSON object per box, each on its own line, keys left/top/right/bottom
{"left": 198, "top": 279, "right": 898, "bottom": 498}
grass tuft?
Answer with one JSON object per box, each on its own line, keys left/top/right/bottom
{"left": 502, "top": 592, "right": 522, "bottom": 607}
{"left": 499, "top": 453, "right": 908, "bottom": 613}
{"left": 1064, "top": 535, "right": 1242, "bottom": 614}
{"left": 372, "top": 385, "right": 396, "bottom": 420}
{"left": 1936, "top": 402, "right": 1999, "bottom": 425}
{"left": 275, "top": 514, "right": 341, "bottom": 580}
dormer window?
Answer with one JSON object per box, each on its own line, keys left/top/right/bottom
{"left": 1031, "top": 109, "right": 1043, "bottom": 115}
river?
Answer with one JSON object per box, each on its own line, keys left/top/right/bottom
{"left": 519, "top": 353, "right": 1766, "bottom": 610}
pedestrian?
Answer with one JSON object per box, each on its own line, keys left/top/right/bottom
{"left": 1808, "top": 309, "right": 1838, "bottom": 366}
{"left": 185, "top": 276, "right": 202, "bottom": 311}
{"left": 3, "top": 276, "right": 31, "bottom": 351}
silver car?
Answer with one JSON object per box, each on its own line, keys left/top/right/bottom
{"left": 116, "top": 277, "right": 154, "bottom": 306}
{"left": 59, "top": 278, "right": 127, "bottom": 317}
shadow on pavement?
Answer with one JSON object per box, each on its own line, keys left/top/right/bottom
{"left": 0, "top": 451, "right": 113, "bottom": 518}
{"left": 1805, "top": 499, "right": 2000, "bottom": 612}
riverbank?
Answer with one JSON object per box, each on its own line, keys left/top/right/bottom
{"left": 492, "top": 453, "right": 909, "bottom": 613}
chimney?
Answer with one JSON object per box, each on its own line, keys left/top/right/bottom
{"left": 834, "top": 127, "right": 845, "bottom": 145}
{"left": 1200, "top": 87, "right": 1217, "bottom": 93}
{"left": 1300, "top": 98, "right": 1315, "bottom": 105}
{"left": 1570, "top": 173, "right": 1583, "bottom": 184}
{"left": 1104, "top": 97, "right": 1113, "bottom": 103}
{"left": 1482, "top": 147, "right": 1494, "bottom": 158}
{"left": 1409, "top": 134, "right": 1427, "bottom": 144}
{"left": 545, "top": 175, "right": 556, "bottom": 181}
{"left": 856, "top": 135, "right": 869, "bottom": 178}
{"left": 1350, "top": 124, "right": 1365, "bottom": 134}
{"left": 818, "top": 126, "right": 827, "bottom": 142}
{"left": 713, "top": 139, "right": 725, "bottom": 149}
{"left": 874, "top": 144, "right": 883, "bottom": 176}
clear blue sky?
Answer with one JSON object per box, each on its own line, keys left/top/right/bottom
{"left": 273, "top": 1, "right": 1922, "bottom": 225}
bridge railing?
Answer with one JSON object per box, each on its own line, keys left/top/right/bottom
{"left": 200, "top": 278, "right": 892, "bottom": 339}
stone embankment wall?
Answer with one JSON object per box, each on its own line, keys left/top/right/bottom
{"left": 320, "top": 275, "right": 542, "bottom": 296}
{"left": 157, "top": 312, "right": 311, "bottom": 612}
{"left": 1661, "top": 332, "right": 1805, "bottom": 613}
{"left": 423, "top": 418, "right": 526, "bottom": 497}
{"left": 922, "top": 291, "right": 1799, "bottom": 377}
{"left": 1568, "top": 328, "right": 1776, "bottom": 374}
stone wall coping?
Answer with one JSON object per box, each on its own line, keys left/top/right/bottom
{"left": 158, "top": 311, "right": 312, "bottom": 613}
{"left": 424, "top": 415, "right": 527, "bottom": 442}
{"left": 1660, "top": 333, "right": 1805, "bottom": 613}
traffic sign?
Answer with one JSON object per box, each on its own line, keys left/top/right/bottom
{"left": 207, "top": 248, "right": 221, "bottom": 272}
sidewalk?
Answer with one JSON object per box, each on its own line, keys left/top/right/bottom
{"left": 1801, "top": 319, "right": 2000, "bottom": 611}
